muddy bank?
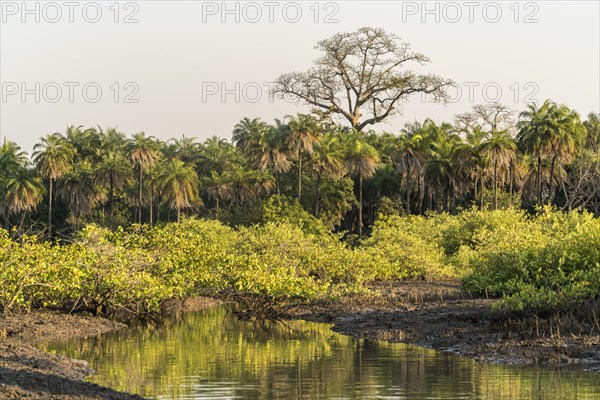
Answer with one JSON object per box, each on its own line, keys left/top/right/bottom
{"left": 0, "top": 310, "right": 140, "bottom": 399}
{"left": 0, "top": 297, "right": 220, "bottom": 399}
{"left": 290, "top": 281, "right": 600, "bottom": 372}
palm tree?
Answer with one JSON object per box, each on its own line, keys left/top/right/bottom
{"left": 344, "top": 133, "right": 379, "bottom": 238}
{"left": 33, "top": 133, "right": 74, "bottom": 238}
{"left": 168, "top": 135, "right": 200, "bottom": 165}
{"left": 395, "top": 122, "right": 428, "bottom": 214}
{"left": 306, "top": 133, "right": 345, "bottom": 215}
{"left": 426, "top": 132, "right": 464, "bottom": 212}
{"left": 198, "top": 136, "right": 241, "bottom": 175}
{"left": 97, "top": 128, "right": 130, "bottom": 219}
{"left": 285, "top": 113, "right": 321, "bottom": 202}
{"left": 518, "top": 100, "right": 585, "bottom": 204}
{"left": 232, "top": 117, "right": 268, "bottom": 152}
{"left": 481, "top": 130, "right": 516, "bottom": 209}
{"left": 243, "top": 121, "right": 291, "bottom": 194}
{"left": 130, "top": 132, "right": 161, "bottom": 224}
{"left": 56, "top": 161, "right": 97, "bottom": 219}
{"left": 65, "top": 125, "right": 101, "bottom": 163}
{"left": 461, "top": 127, "right": 488, "bottom": 209}
{"left": 203, "top": 171, "right": 231, "bottom": 217}
{"left": 156, "top": 159, "right": 200, "bottom": 222}
{"left": 0, "top": 142, "right": 43, "bottom": 226}
{"left": 3, "top": 168, "right": 44, "bottom": 217}
{"left": 583, "top": 112, "right": 600, "bottom": 157}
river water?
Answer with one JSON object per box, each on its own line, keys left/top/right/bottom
{"left": 42, "top": 305, "right": 600, "bottom": 399}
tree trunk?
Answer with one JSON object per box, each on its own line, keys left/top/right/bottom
{"left": 494, "top": 159, "right": 498, "bottom": 210}
{"left": 313, "top": 174, "right": 321, "bottom": 216}
{"left": 156, "top": 194, "right": 161, "bottom": 223}
{"left": 358, "top": 172, "right": 363, "bottom": 239}
{"left": 177, "top": 207, "right": 180, "bottom": 223}
{"left": 405, "top": 164, "right": 411, "bottom": 214}
{"left": 109, "top": 171, "right": 114, "bottom": 218}
{"left": 149, "top": 189, "right": 154, "bottom": 226}
{"left": 215, "top": 198, "right": 220, "bottom": 220}
{"left": 537, "top": 156, "right": 542, "bottom": 204}
{"left": 48, "top": 179, "right": 53, "bottom": 239}
{"left": 138, "top": 165, "right": 143, "bottom": 224}
{"left": 548, "top": 156, "right": 556, "bottom": 205}
{"left": 479, "top": 173, "right": 485, "bottom": 210}
{"left": 417, "top": 176, "right": 424, "bottom": 214}
{"left": 509, "top": 161, "right": 514, "bottom": 207}
{"left": 298, "top": 149, "right": 302, "bottom": 202}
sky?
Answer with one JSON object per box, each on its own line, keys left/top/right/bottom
{"left": 1, "top": 0, "right": 599, "bottom": 154}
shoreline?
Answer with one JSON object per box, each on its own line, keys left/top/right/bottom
{"left": 290, "top": 281, "right": 600, "bottom": 372}
{"left": 0, "top": 297, "right": 219, "bottom": 399}
{"left": 0, "top": 310, "right": 140, "bottom": 399}
{"left": 1, "top": 284, "right": 598, "bottom": 398}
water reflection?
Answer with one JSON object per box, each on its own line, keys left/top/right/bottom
{"left": 42, "top": 305, "right": 600, "bottom": 399}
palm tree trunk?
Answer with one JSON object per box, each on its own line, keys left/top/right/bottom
{"left": 298, "top": 149, "right": 302, "bottom": 202}
{"left": 358, "top": 172, "right": 363, "bottom": 239}
{"left": 48, "top": 179, "right": 53, "bottom": 239}
{"left": 18, "top": 213, "right": 26, "bottom": 232}
{"left": 548, "top": 156, "right": 556, "bottom": 205}
{"left": 418, "top": 176, "right": 424, "bottom": 214}
{"left": 537, "top": 156, "right": 542, "bottom": 204}
{"left": 156, "top": 194, "right": 161, "bottom": 223}
{"left": 405, "top": 164, "right": 411, "bottom": 214}
{"left": 215, "top": 198, "right": 220, "bottom": 219}
{"left": 509, "top": 162, "right": 514, "bottom": 207}
{"left": 428, "top": 188, "right": 433, "bottom": 211}
{"left": 314, "top": 174, "right": 321, "bottom": 216}
{"left": 177, "top": 207, "right": 180, "bottom": 223}
{"left": 479, "top": 173, "right": 485, "bottom": 210}
{"left": 494, "top": 159, "right": 498, "bottom": 210}
{"left": 149, "top": 189, "right": 154, "bottom": 226}
{"left": 109, "top": 171, "right": 114, "bottom": 218}
{"left": 138, "top": 165, "right": 143, "bottom": 224}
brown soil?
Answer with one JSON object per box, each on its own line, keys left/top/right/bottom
{"left": 290, "top": 281, "right": 600, "bottom": 371}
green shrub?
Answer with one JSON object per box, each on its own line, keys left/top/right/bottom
{"left": 360, "top": 215, "right": 453, "bottom": 280}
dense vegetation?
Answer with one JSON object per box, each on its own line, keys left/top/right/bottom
{"left": 1, "top": 101, "right": 599, "bottom": 238}
{"left": 1, "top": 204, "right": 598, "bottom": 320}
{"left": 1, "top": 28, "right": 598, "bottom": 321}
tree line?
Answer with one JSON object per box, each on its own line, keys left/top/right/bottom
{"left": 1, "top": 100, "right": 599, "bottom": 239}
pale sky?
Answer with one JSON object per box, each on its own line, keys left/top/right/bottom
{"left": 1, "top": 0, "right": 599, "bottom": 154}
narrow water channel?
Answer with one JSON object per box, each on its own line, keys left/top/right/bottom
{"left": 41, "top": 305, "right": 600, "bottom": 399}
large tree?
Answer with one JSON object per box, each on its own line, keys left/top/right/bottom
{"left": 273, "top": 27, "right": 453, "bottom": 132}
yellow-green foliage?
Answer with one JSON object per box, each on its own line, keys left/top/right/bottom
{"left": 0, "top": 218, "right": 373, "bottom": 317}
{"left": 1, "top": 207, "right": 598, "bottom": 318}
{"left": 456, "top": 208, "right": 600, "bottom": 313}
{"left": 360, "top": 215, "right": 452, "bottom": 280}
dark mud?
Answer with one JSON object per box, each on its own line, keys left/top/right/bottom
{"left": 290, "top": 281, "right": 600, "bottom": 371}
{"left": 0, "top": 310, "right": 140, "bottom": 399}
